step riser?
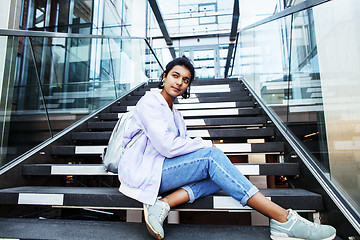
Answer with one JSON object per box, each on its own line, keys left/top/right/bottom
{"left": 117, "top": 108, "right": 260, "bottom": 118}
{"left": 88, "top": 117, "right": 267, "bottom": 130}
{"left": 147, "top": 87, "right": 245, "bottom": 94}
{"left": 0, "top": 187, "right": 322, "bottom": 211}
{"left": 22, "top": 163, "right": 298, "bottom": 176}
{"left": 71, "top": 128, "right": 274, "bottom": 142}
{"left": 133, "top": 84, "right": 245, "bottom": 92}
{"left": 112, "top": 102, "right": 255, "bottom": 112}
{"left": 131, "top": 91, "right": 249, "bottom": 98}
{"left": 50, "top": 142, "right": 284, "bottom": 155}
{"left": 100, "top": 108, "right": 261, "bottom": 120}
{"left": 122, "top": 96, "right": 252, "bottom": 105}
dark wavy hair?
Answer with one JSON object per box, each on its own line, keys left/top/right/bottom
{"left": 158, "top": 56, "right": 195, "bottom": 99}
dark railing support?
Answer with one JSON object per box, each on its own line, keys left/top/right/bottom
{"left": 28, "top": 37, "right": 53, "bottom": 138}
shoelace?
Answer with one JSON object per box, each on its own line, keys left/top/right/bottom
{"left": 291, "top": 211, "right": 316, "bottom": 227}
{"left": 157, "top": 202, "right": 168, "bottom": 222}
{"left": 149, "top": 201, "right": 168, "bottom": 223}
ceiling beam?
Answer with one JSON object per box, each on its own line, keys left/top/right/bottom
{"left": 229, "top": 0, "right": 240, "bottom": 41}
{"left": 225, "top": 0, "right": 240, "bottom": 78}
{"left": 148, "top": 0, "right": 173, "bottom": 47}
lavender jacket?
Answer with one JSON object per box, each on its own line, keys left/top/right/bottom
{"left": 118, "top": 91, "right": 211, "bottom": 205}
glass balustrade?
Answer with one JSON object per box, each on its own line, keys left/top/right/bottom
{"left": 0, "top": 31, "right": 163, "bottom": 168}
{"left": 232, "top": 0, "right": 360, "bottom": 217}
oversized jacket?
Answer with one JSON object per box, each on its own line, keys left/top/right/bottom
{"left": 118, "top": 91, "right": 212, "bottom": 205}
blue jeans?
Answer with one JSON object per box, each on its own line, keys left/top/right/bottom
{"left": 159, "top": 147, "right": 259, "bottom": 206}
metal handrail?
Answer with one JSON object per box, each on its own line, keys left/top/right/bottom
{"left": 239, "top": 0, "right": 331, "bottom": 32}
{"left": 0, "top": 28, "right": 144, "bottom": 39}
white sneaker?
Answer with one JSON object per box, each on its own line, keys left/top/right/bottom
{"left": 270, "top": 209, "right": 336, "bottom": 240}
{"left": 143, "top": 199, "right": 170, "bottom": 239}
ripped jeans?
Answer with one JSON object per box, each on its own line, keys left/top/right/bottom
{"left": 159, "top": 147, "right": 259, "bottom": 206}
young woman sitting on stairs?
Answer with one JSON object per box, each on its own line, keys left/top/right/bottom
{"left": 117, "top": 56, "right": 336, "bottom": 240}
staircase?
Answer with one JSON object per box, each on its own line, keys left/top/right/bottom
{"left": 0, "top": 78, "right": 328, "bottom": 239}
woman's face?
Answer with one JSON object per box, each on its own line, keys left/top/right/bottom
{"left": 161, "top": 65, "right": 191, "bottom": 100}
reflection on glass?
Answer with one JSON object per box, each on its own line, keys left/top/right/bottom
{"left": 1, "top": 37, "right": 52, "bottom": 166}
{"left": 0, "top": 34, "right": 156, "bottom": 168}
{"left": 34, "top": 0, "right": 46, "bottom": 29}
{"left": 232, "top": 0, "right": 360, "bottom": 215}
{"left": 288, "top": 9, "right": 329, "bottom": 170}
{"left": 193, "top": 49, "right": 215, "bottom": 78}
{"left": 311, "top": 0, "right": 360, "bottom": 214}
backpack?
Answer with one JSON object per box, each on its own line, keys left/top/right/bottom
{"left": 102, "top": 110, "right": 142, "bottom": 173}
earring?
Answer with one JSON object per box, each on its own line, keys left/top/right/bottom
{"left": 161, "top": 80, "right": 165, "bottom": 87}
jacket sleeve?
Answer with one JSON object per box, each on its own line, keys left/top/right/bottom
{"left": 134, "top": 97, "right": 208, "bottom": 158}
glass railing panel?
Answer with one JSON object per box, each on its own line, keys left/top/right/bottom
{"left": 287, "top": 9, "right": 330, "bottom": 171}
{"left": 0, "top": 31, "right": 162, "bottom": 168}
{"left": 308, "top": 0, "right": 360, "bottom": 214}
{"left": 0, "top": 36, "right": 52, "bottom": 166}
{"left": 233, "top": 28, "right": 256, "bottom": 85}
{"left": 232, "top": 0, "right": 360, "bottom": 217}
{"left": 253, "top": 18, "right": 291, "bottom": 112}
{"left": 234, "top": 15, "right": 292, "bottom": 121}
{"left": 145, "top": 46, "right": 163, "bottom": 82}
{"left": 119, "top": 38, "right": 148, "bottom": 91}
{"left": 25, "top": 36, "right": 116, "bottom": 137}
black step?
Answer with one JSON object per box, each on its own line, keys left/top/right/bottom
{"left": 23, "top": 163, "right": 297, "bottom": 176}
{"left": 50, "top": 142, "right": 284, "bottom": 156}
{"left": 145, "top": 80, "right": 241, "bottom": 87}
{"left": 192, "top": 78, "right": 240, "bottom": 85}
{"left": 121, "top": 95, "right": 253, "bottom": 105}
{"left": 181, "top": 108, "right": 261, "bottom": 118}
{"left": 100, "top": 108, "right": 261, "bottom": 121}
{"left": 0, "top": 186, "right": 322, "bottom": 211}
{"left": 0, "top": 218, "right": 273, "bottom": 240}
{"left": 71, "top": 127, "right": 274, "bottom": 142}
{"left": 131, "top": 90, "right": 248, "bottom": 97}
{"left": 88, "top": 116, "right": 267, "bottom": 130}
{"left": 111, "top": 101, "right": 255, "bottom": 113}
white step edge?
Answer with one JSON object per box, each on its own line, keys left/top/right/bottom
{"left": 184, "top": 119, "right": 206, "bottom": 126}
{"left": 51, "top": 165, "right": 114, "bottom": 175}
{"left": 149, "top": 84, "right": 232, "bottom": 94}
{"left": 177, "top": 98, "right": 201, "bottom": 103}
{"left": 213, "top": 196, "right": 271, "bottom": 210}
{"left": 75, "top": 146, "right": 107, "bottom": 154}
{"left": 18, "top": 193, "right": 64, "bottom": 205}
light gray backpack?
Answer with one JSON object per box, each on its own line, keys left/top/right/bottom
{"left": 102, "top": 111, "right": 142, "bottom": 173}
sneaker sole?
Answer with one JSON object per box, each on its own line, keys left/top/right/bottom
{"left": 143, "top": 203, "right": 163, "bottom": 240}
{"left": 270, "top": 232, "right": 336, "bottom": 240}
